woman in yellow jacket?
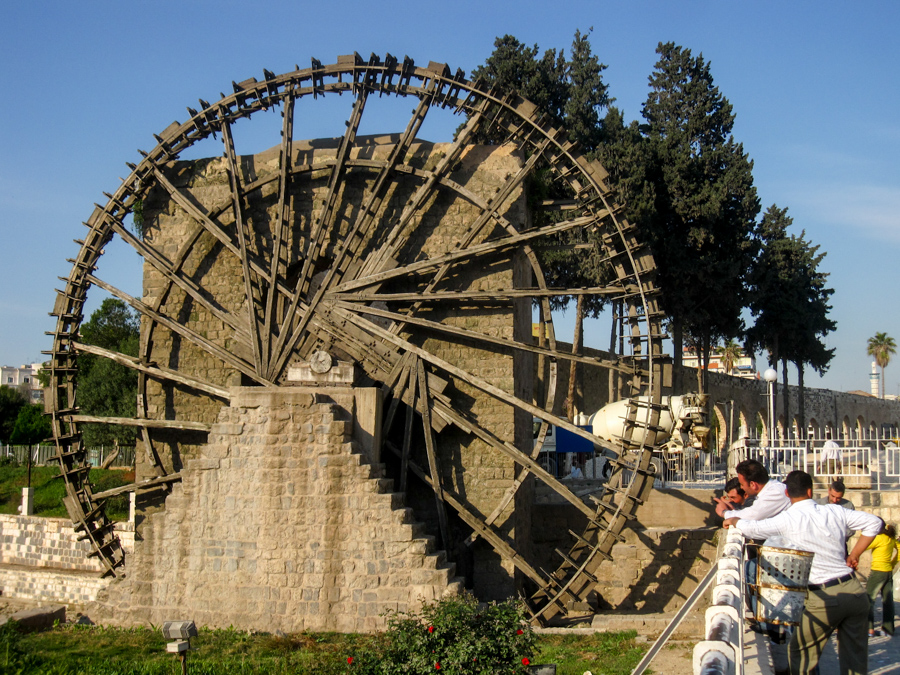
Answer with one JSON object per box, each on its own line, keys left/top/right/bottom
{"left": 866, "top": 521, "right": 898, "bottom": 637}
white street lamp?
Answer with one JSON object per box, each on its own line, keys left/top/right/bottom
{"left": 763, "top": 368, "right": 778, "bottom": 450}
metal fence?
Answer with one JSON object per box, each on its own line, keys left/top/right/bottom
{"left": 730, "top": 437, "right": 900, "bottom": 490}
{"left": 0, "top": 445, "right": 135, "bottom": 468}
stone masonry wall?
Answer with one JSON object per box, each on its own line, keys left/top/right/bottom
{"left": 0, "top": 515, "right": 134, "bottom": 572}
{"left": 92, "top": 387, "right": 463, "bottom": 632}
{"left": 138, "top": 139, "right": 530, "bottom": 603}
{"left": 0, "top": 515, "right": 134, "bottom": 606}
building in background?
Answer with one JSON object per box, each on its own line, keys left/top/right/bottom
{"left": 0, "top": 363, "right": 44, "bottom": 403}
{"left": 682, "top": 348, "right": 758, "bottom": 380}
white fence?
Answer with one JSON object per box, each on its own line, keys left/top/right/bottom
{"left": 694, "top": 528, "right": 746, "bottom": 675}
{"left": 0, "top": 445, "right": 135, "bottom": 468}
{"left": 730, "top": 438, "right": 900, "bottom": 489}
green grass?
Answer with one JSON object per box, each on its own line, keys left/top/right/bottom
{"left": 0, "top": 463, "right": 133, "bottom": 521}
{"left": 533, "top": 630, "right": 645, "bottom": 675}
{"left": 1, "top": 624, "right": 648, "bottom": 675}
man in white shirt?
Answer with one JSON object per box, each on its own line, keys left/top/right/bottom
{"left": 820, "top": 434, "right": 843, "bottom": 477}
{"left": 715, "top": 459, "right": 790, "bottom": 521}
{"left": 724, "top": 470, "right": 881, "bottom": 675}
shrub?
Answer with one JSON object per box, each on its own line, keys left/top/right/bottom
{"left": 368, "top": 593, "right": 535, "bottom": 675}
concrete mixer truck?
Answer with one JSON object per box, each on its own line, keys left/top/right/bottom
{"left": 535, "top": 393, "right": 710, "bottom": 482}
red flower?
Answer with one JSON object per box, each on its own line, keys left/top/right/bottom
{"left": 522, "top": 657, "right": 530, "bottom": 665}
{"left": 516, "top": 628, "right": 524, "bottom": 635}
{"left": 435, "top": 663, "right": 441, "bottom": 670}
{"left": 428, "top": 625, "right": 435, "bottom": 633}
{"left": 347, "top": 656, "right": 353, "bottom": 664}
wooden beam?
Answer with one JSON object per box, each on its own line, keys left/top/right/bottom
{"left": 417, "top": 359, "right": 449, "bottom": 549}
{"left": 262, "top": 89, "right": 296, "bottom": 371}
{"left": 333, "top": 300, "right": 640, "bottom": 376}
{"left": 266, "top": 88, "right": 369, "bottom": 378}
{"left": 268, "top": 87, "right": 437, "bottom": 381}
{"left": 86, "top": 274, "right": 271, "bottom": 386}
{"left": 332, "top": 286, "right": 635, "bottom": 302}
{"left": 221, "top": 118, "right": 264, "bottom": 375}
{"left": 383, "top": 439, "right": 547, "bottom": 588}
{"left": 333, "top": 214, "right": 597, "bottom": 294}
{"left": 70, "top": 415, "right": 211, "bottom": 432}
{"left": 72, "top": 341, "right": 230, "bottom": 401}
{"left": 333, "top": 303, "right": 606, "bottom": 448}
{"left": 106, "top": 218, "right": 251, "bottom": 342}
{"left": 432, "top": 400, "right": 598, "bottom": 522}
{"left": 92, "top": 473, "right": 182, "bottom": 500}
{"left": 360, "top": 96, "right": 488, "bottom": 276}
{"left": 399, "top": 360, "right": 416, "bottom": 493}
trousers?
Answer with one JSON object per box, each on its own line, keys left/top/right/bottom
{"left": 790, "top": 576, "right": 868, "bottom": 675}
{"left": 867, "top": 569, "right": 895, "bottom": 634}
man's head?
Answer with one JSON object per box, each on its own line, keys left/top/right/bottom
{"left": 784, "top": 470, "right": 814, "bottom": 501}
{"left": 827, "top": 480, "right": 847, "bottom": 504}
{"left": 724, "top": 477, "right": 745, "bottom": 506}
{"left": 735, "top": 460, "right": 769, "bottom": 497}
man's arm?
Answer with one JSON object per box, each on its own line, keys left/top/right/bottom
{"left": 731, "top": 512, "right": 788, "bottom": 541}
{"left": 848, "top": 535, "right": 876, "bottom": 569}
{"left": 843, "top": 509, "right": 882, "bottom": 568}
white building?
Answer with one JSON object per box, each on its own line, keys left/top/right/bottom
{"left": 682, "top": 349, "right": 758, "bottom": 380}
{"left": 0, "top": 363, "right": 44, "bottom": 403}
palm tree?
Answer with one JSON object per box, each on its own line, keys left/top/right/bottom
{"left": 867, "top": 332, "right": 897, "bottom": 398}
{"left": 715, "top": 339, "right": 744, "bottom": 376}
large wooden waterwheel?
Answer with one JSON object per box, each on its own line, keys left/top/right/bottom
{"left": 46, "top": 54, "right": 666, "bottom": 624}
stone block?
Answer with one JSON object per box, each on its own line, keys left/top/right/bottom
{"left": 8, "top": 605, "right": 66, "bottom": 631}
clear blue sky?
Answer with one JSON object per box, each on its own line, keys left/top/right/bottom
{"left": 1, "top": 0, "right": 898, "bottom": 395}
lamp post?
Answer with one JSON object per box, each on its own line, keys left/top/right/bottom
{"left": 763, "top": 368, "right": 778, "bottom": 451}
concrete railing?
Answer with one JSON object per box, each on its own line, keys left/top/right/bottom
{"left": 694, "top": 529, "right": 746, "bottom": 675}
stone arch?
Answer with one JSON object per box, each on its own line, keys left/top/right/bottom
{"left": 738, "top": 406, "right": 751, "bottom": 440}
{"left": 857, "top": 415, "right": 867, "bottom": 439}
{"left": 842, "top": 416, "right": 852, "bottom": 440}
{"left": 825, "top": 421, "right": 837, "bottom": 439}
{"left": 712, "top": 402, "right": 728, "bottom": 452}
{"left": 808, "top": 417, "right": 821, "bottom": 440}
{"left": 756, "top": 411, "right": 768, "bottom": 442}
{"left": 871, "top": 421, "right": 878, "bottom": 438}
{"left": 777, "top": 414, "right": 787, "bottom": 441}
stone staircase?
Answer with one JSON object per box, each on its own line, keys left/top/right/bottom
{"left": 90, "top": 391, "right": 463, "bottom": 632}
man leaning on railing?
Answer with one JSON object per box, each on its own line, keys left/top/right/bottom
{"left": 724, "top": 470, "right": 881, "bottom": 675}
{"left": 714, "top": 460, "right": 789, "bottom": 522}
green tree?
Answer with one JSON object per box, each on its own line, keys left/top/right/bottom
{"left": 77, "top": 298, "right": 140, "bottom": 446}
{"left": 469, "top": 30, "right": 613, "bottom": 417}
{"left": 867, "top": 332, "right": 897, "bottom": 399}
{"left": 716, "top": 338, "right": 744, "bottom": 375}
{"left": 641, "top": 42, "right": 760, "bottom": 393}
{"left": 746, "top": 205, "right": 836, "bottom": 431}
{"left": 0, "top": 385, "right": 27, "bottom": 444}
{"left": 9, "top": 403, "right": 51, "bottom": 445}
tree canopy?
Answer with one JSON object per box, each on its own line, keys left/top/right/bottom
{"left": 0, "top": 385, "right": 27, "bottom": 445}
{"left": 746, "top": 205, "right": 835, "bottom": 429}
{"left": 9, "top": 403, "right": 51, "bottom": 446}
{"left": 77, "top": 298, "right": 140, "bottom": 446}
{"left": 867, "top": 332, "right": 896, "bottom": 399}
{"left": 468, "top": 30, "right": 619, "bottom": 416}
{"left": 641, "top": 42, "right": 760, "bottom": 391}
{"left": 467, "top": 34, "right": 838, "bottom": 402}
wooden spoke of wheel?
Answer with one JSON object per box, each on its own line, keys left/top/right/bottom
{"left": 332, "top": 214, "right": 597, "bottom": 295}
{"left": 331, "top": 299, "right": 642, "bottom": 378}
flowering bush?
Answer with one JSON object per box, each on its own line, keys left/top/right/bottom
{"left": 373, "top": 593, "right": 536, "bottom": 675}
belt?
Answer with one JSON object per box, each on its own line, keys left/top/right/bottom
{"left": 808, "top": 573, "right": 855, "bottom": 590}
